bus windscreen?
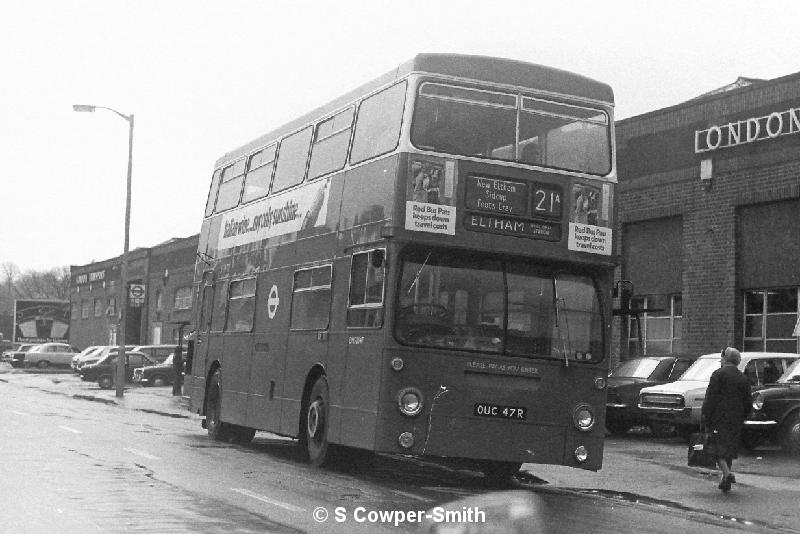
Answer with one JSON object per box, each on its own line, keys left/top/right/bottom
{"left": 395, "top": 246, "right": 603, "bottom": 362}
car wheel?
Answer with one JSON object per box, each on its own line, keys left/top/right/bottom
{"left": 650, "top": 422, "right": 676, "bottom": 438}
{"left": 97, "top": 375, "right": 113, "bottom": 389}
{"left": 36, "top": 360, "right": 49, "bottom": 369}
{"left": 152, "top": 375, "right": 167, "bottom": 387}
{"left": 780, "top": 412, "right": 800, "bottom": 455}
{"left": 206, "top": 369, "right": 233, "bottom": 441}
{"left": 482, "top": 461, "right": 522, "bottom": 488}
{"left": 303, "top": 376, "right": 330, "bottom": 466}
{"left": 606, "top": 419, "right": 630, "bottom": 436}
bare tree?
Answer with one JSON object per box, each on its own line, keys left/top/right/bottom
{"left": 0, "top": 263, "right": 70, "bottom": 302}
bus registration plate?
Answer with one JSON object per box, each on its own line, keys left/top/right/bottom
{"left": 473, "top": 403, "right": 527, "bottom": 420}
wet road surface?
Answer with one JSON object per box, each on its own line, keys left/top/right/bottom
{"left": 0, "top": 376, "right": 781, "bottom": 533}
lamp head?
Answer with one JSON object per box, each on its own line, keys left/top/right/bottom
{"left": 72, "top": 105, "right": 96, "bottom": 112}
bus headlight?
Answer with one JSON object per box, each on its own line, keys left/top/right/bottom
{"left": 574, "top": 446, "right": 589, "bottom": 463}
{"left": 573, "top": 403, "right": 595, "bottom": 432}
{"left": 752, "top": 392, "right": 764, "bottom": 411}
{"left": 397, "top": 387, "right": 424, "bottom": 417}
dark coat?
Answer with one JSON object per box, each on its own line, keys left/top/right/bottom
{"left": 701, "top": 364, "right": 752, "bottom": 459}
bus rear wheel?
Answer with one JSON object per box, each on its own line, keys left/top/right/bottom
{"left": 304, "top": 376, "right": 330, "bottom": 466}
{"left": 206, "top": 369, "right": 233, "bottom": 441}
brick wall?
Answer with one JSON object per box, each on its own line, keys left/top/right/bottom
{"left": 615, "top": 74, "right": 800, "bottom": 356}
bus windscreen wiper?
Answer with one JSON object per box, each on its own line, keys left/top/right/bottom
{"left": 407, "top": 251, "right": 432, "bottom": 296}
{"left": 553, "top": 292, "right": 570, "bottom": 368}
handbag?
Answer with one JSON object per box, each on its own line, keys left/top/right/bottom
{"left": 687, "top": 429, "right": 717, "bottom": 468}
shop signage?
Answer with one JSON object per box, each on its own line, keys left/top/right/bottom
{"left": 695, "top": 106, "right": 800, "bottom": 153}
{"left": 74, "top": 270, "right": 105, "bottom": 285}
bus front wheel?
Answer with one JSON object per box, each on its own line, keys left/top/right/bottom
{"left": 206, "top": 369, "right": 233, "bottom": 441}
{"left": 304, "top": 376, "right": 330, "bottom": 466}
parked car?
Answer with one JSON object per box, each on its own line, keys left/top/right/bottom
{"left": 75, "top": 345, "right": 136, "bottom": 371}
{"left": 1, "top": 342, "right": 23, "bottom": 363}
{"left": 23, "top": 343, "right": 81, "bottom": 368}
{"left": 605, "top": 354, "right": 698, "bottom": 435}
{"left": 131, "top": 344, "right": 177, "bottom": 364}
{"left": 80, "top": 351, "right": 157, "bottom": 389}
{"left": 744, "top": 358, "right": 800, "bottom": 453}
{"left": 133, "top": 353, "right": 177, "bottom": 387}
{"left": 7, "top": 343, "right": 40, "bottom": 367}
{"left": 638, "top": 352, "right": 800, "bottom": 436}
{"left": 71, "top": 345, "right": 105, "bottom": 371}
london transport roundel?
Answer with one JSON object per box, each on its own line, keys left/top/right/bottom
{"left": 267, "top": 285, "right": 280, "bottom": 319}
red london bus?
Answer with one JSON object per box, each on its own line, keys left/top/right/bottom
{"left": 188, "top": 54, "right": 617, "bottom": 482}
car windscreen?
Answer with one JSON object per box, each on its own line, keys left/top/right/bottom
{"left": 394, "top": 246, "right": 603, "bottom": 363}
{"left": 778, "top": 359, "right": 800, "bottom": 383}
{"left": 609, "top": 358, "right": 662, "bottom": 379}
{"left": 679, "top": 357, "right": 721, "bottom": 381}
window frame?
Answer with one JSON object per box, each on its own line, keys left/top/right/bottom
{"left": 290, "top": 264, "right": 333, "bottom": 331}
{"left": 173, "top": 286, "right": 193, "bottom": 311}
{"left": 271, "top": 126, "right": 314, "bottom": 194}
{"left": 241, "top": 144, "right": 278, "bottom": 204}
{"left": 349, "top": 80, "right": 408, "bottom": 165}
{"left": 347, "top": 249, "right": 386, "bottom": 328}
{"left": 743, "top": 287, "right": 800, "bottom": 353}
{"left": 627, "top": 294, "right": 683, "bottom": 356}
{"left": 225, "top": 277, "right": 257, "bottom": 333}
{"left": 308, "top": 106, "right": 355, "bottom": 181}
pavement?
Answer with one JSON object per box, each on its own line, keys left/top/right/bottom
{"left": 2, "top": 365, "right": 799, "bottom": 533}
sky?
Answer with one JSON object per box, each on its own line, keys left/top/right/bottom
{"left": 1, "top": 0, "right": 799, "bottom": 272}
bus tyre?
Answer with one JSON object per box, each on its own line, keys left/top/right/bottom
{"left": 482, "top": 461, "right": 522, "bottom": 488}
{"left": 232, "top": 426, "right": 256, "bottom": 445}
{"left": 780, "top": 412, "right": 800, "bottom": 455}
{"left": 304, "top": 376, "right": 330, "bottom": 466}
{"left": 206, "top": 369, "right": 233, "bottom": 441}
{"left": 98, "top": 375, "right": 114, "bottom": 390}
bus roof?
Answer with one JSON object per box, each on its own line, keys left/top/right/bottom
{"left": 215, "top": 53, "right": 614, "bottom": 168}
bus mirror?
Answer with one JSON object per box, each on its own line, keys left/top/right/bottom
{"left": 372, "top": 250, "right": 385, "bottom": 269}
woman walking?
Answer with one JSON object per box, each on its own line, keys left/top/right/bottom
{"left": 701, "top": 347, "right": 752, "bottom": 492}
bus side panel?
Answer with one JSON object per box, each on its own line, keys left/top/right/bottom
{"left": 337, "top": 333, "right": 383, "bottom": 448}
{"left": 323, "top": 256, "right": 353, "bottom": 446}
{"left": 220, "top": 333, "right": 253, "bottom": 427}
{"left": 280, "top": 330, "right": 327, "bottom": 437}
{"left": 245, "top": 270, "right": 291, "bottom": 433}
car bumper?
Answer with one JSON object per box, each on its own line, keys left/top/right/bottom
{"left": 637, "top": 405, "right": 697, "bottom": 426}
{"left": 744, "top": 419, "right": 778, "bottom": 428}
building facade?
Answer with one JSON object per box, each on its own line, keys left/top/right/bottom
{"left": 615, "top": 73, "right": 800, "bottom": 360}
{"left": 69, "top": 235, "right": 198, "bottom": 349}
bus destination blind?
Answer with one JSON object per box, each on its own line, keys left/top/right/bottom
{"left": 464, "top": 175, "right": 562, "bottom": 241}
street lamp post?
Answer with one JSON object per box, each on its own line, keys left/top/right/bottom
{"left": 73, "top": 104, "right": 134, "bottom": 398}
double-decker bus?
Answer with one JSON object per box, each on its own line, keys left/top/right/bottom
{"left": 188, "top": 54, "right": 616, "bottom": 481}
